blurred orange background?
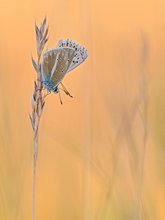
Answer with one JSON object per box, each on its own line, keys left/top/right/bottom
{"left": 0, "top": 0, "right": 165, "bottom": 219}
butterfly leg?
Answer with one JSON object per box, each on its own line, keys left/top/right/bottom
{"left": 58, "top": 90, "right": 63, "bottom": 104}
{"left": 43, "top": 90, "right": 51, "bottom": 99}
{"left": 60, "top": 82, "right": 73, "bottom": 98}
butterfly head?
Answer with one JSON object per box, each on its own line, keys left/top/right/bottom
{"left": 43, "top": 80, "right": 58, "bottom": 93}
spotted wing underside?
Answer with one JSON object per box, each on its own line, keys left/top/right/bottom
{"left": 56, "top": 39, "right": 88, "bottom": 73}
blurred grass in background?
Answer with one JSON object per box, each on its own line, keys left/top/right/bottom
{"left": 0, "top": 0, "right": 164, "bottom": 219}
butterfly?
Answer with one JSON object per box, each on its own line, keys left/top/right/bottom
{"left": 41, "top": 39, "right": 88, "bottom": 102}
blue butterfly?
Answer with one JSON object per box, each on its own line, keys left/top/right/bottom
{"left": 41, "top": 39, "right": 88, "bottom": 102}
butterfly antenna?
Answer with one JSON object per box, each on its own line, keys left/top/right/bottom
{"left": 60, "top": 82, "right": 73, "bottom": 98}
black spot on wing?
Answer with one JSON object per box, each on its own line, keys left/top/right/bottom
{"left": 51, "top": 48, "right": 75, "bottom": 86}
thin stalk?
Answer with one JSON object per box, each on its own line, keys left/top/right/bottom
{"left": 32, "top": 135, "right": 37, "bottom": 220}
{"left": 137, "top": 33, "right": 149, "bottom": 220}
{"left": 30, "top": 17, "right": 49, "bottom": 220}
{"left": 32, "top": 56, "right": 42, "bottom": 220}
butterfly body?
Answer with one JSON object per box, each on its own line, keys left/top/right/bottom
{"left": 43, "top": 80, "right": 58, "bottom": 93}
{"left": 41, "top": 39, "right": 88, "bottom": 94}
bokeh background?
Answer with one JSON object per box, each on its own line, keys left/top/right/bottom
{"left": 0, "top": 0, "right": 165, "bottom": 219}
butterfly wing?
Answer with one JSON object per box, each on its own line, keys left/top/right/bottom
{"left": 51, "top": 48, "right": 75, "bottom": 86}
{"left": 56, "top": 39, "right": 88, "bottom": 73}
{"left": 41, "top": 49, "right": 58, "bottom": 81}
{"left": 42, "top": 47, "right": 75, "bottom": 87}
